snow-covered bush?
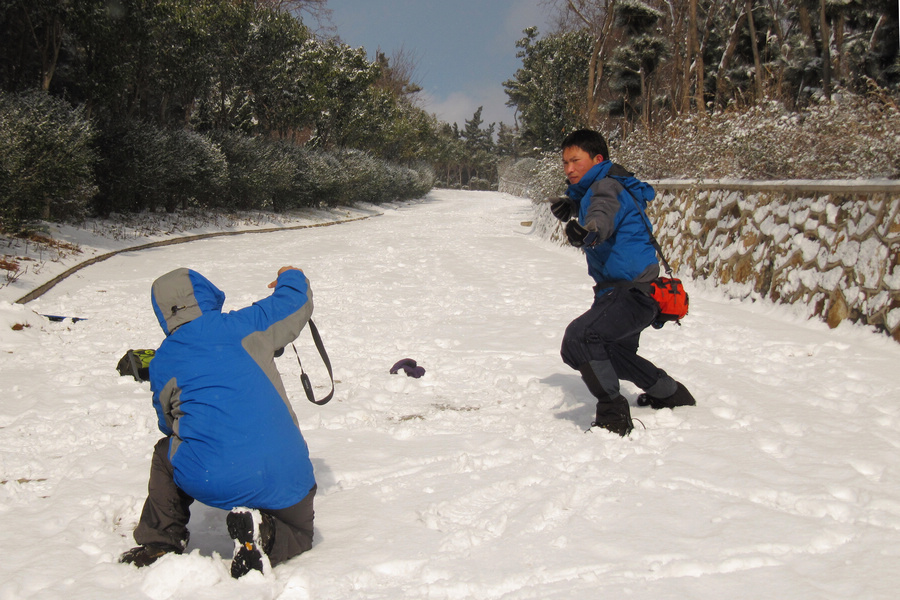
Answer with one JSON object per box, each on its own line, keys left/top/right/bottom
{"left": 466, "top": 177, "right": 493, "bottom": 191}
{"left": 302, "top": 149, "right": 433, "bottom": 207}
{"left": 336, "top": 149, "right": 385, "bottom": 205}
{"left": 0, "top": 92, "right": 97, "bottom": 231}
{"left": 613, "top": 94, "right": 900, "bottom": 179}
{"left": 401, "top": 164, "right": 436, "bottom": 200}
{"left": 210, "top": 132, "right": 292, "bottom": 211}
{"left": 501, "top": 93, "right": 900, "bottom": 196}
{"left": 162, "top": 129, "right": 229, "bottom": 211}
{"left": 95, "top": 121, "right": 227, "bottom": 215}
{"left": 497, "top": 154, "right": 565, "bottom": 202}
{"left": 296, "top": 149, "right": 343, "bottom": 208}
{"left": 271, "top": 147, "right": 432, "bottom": 209}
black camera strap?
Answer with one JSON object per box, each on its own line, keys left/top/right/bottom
{"left": 291, "top": 319, "right": 334, "bottom": 405}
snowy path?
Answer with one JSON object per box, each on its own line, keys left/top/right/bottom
{"left": 2, "top": 189, "right": 899, "bottom": 599}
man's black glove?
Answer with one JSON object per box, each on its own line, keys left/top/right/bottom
{"left": 565, "top": 220, "right": 599, "bottom": 248}
{"left": 550, "top": 197, "right": 576, "bottom": 221}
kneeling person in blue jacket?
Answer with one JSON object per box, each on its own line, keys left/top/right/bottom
{"left": 120, "top": 266, "right": 317, "bottom": 578}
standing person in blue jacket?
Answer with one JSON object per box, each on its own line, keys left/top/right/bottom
{"left": 551, "top": 129, "right": 695, "bottom": 436}
{"left": 120, "top": 266, "right": 317, "bottom": 578}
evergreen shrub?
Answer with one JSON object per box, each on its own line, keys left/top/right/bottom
{"left": 0, "top": 92, "right": 97, "bottom": 231}
{"left": 211, "top": 132, "right": 289, "bottom": 211}
{"left": 95, "top": 121, "right": 227, "bottom": 215}
{"left": 467, "top": 177, "right": 493, "bottom": 191}
{"left": 94, "top": 121, "right": 168, "bottom": 215}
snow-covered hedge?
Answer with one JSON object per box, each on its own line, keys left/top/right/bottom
{"left": 501, "top": 95, "right": 900, "bottom": 190}
{"left": 614, "top": 94, "right": 900, "bottom": 180}
{"left": 93, "top": 126, "right": 434, "bottom": 216}
{"left": 95, "top": 122, "right": 228, "bottom": 215}
{"left": 1, "top": 95, "right": 434, "bottom": 228}
{"left": 0, "top": 92, "right": 97, "bottom": 230}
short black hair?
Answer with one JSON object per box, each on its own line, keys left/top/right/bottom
{"left": 561, "top": 129, "right": 608, "bottom": 161}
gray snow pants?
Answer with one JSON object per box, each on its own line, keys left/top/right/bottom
{"left": 134, "top": 436, "right": 316, "bottom": 566}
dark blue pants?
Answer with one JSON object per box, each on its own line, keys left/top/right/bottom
{"left": 561, "top": 287, "right": 675, "bottom": 399}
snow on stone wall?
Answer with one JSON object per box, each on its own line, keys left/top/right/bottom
{"left": 509, "top": 180, "right": 900, "bottom": 342}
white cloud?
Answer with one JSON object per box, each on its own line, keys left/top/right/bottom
{"left": 423, "top": 86, "right": 517, "bottom": 129}
{"left": 423, "top": 91, "right": 475, "bottom": 128}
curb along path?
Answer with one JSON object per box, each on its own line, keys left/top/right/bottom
{"left": 15, "top": 212, "right": 380, "bottom": 305}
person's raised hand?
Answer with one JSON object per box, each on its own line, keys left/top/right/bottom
{"left": 550, "top": 197, "right": 575, "bottom": 221}
{"left": 268, "top": 266, "right": 302, "bottom": 288}
{"left": 565, "top": 221, "right": 598, "bottom": 248}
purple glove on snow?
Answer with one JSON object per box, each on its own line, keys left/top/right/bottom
{"left": 390, "top": 358, "right": 426, "bottom": 378}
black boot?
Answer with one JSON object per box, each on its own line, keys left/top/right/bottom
{"left": 636, "top": 381, "right": 696, "bottom": 409}
{"left": 227, "top": 508, "right": 275, "bottom": 578}
{"left": 119, "top": 543, "right": 182, "bottom": 567}
{"left": 578, "top": 362, "right": 633, "bottom": 436}
{"left": 592, "top": 395, "right": 634, "bottom": 436}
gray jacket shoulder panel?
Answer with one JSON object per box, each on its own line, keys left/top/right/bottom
{"left": 159, "top": 377, "right": 185, "bottom": 457}
{"left": 584, "top": 177, "right": 624, "bottom": 243}
{"left": 240, "top": 298, "right": 313, "bottom": 427}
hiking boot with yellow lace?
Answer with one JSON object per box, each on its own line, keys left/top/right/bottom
{"left": 227, "top": 508, "right": 275, "bottom": 578}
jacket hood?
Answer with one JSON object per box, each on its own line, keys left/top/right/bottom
{"left": 151, "top": 267, "right": 225, "bottom": 335}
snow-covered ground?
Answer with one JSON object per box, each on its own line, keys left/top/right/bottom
{"left": 1, "top": 189, "right": 899, "bottom": 599}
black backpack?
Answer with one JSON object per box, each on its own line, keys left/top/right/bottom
{"left": 116, "top": 349, "right": 156, "bottom": 381}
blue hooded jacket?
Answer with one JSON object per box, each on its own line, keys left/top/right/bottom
{"left": 565, "top": 160, "right": 659, "bottom": 294}
{"left": 149, "top": 268, "right": 315, "bottom": 510}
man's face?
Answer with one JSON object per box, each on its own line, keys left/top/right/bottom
{"left": 562, "top": 146, "right": 603, "bottom": 185}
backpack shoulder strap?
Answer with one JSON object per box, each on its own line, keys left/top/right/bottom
{"left": 615, "top": 180, "right": 674, "bottom": 278}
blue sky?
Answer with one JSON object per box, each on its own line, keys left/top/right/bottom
{"left": 326, "top": 0, "right": 555, "bottom": 129}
